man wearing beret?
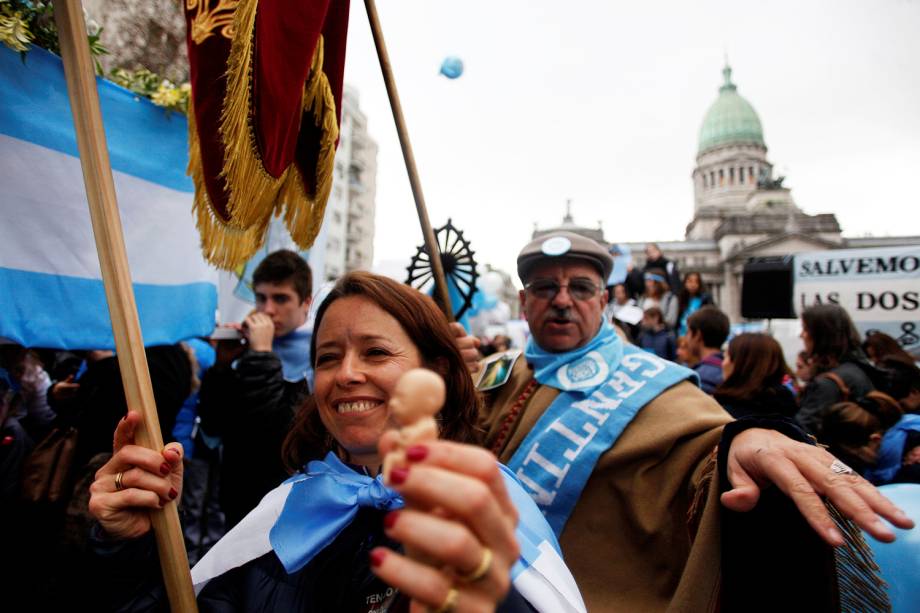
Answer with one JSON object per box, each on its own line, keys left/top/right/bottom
{"left": 473, "top": 230, "right": 910, "bottom": 611}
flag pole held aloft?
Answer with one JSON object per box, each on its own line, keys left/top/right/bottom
{"left": 50, "top": 0, "right": 197, "bottom": 610}
{"left": 363, "top": 0, "right": 455, "bottom": 321}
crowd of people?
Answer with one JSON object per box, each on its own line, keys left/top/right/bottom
{"left": 603, "top": 243, "right": 920, "bottom": 491}
{"left": 1, "top": 233, "right": 918, "bottom": 611}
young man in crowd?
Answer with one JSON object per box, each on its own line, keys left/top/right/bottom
{"left": 686, "top": 305, "right": 731, "bottom": 395}
{"left": 198, "top": 249, "right": 313, "bottom": 528}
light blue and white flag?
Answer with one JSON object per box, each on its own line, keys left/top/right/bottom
{"left": 0, "top": 46, "right": 216, "bottom": 349}
{"left": 191, "top": 452, "right": 586, "bottom": 612}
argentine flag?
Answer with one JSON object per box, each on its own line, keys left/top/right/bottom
{"left": 0, "top": 46, "right": 216, "bottom": 350}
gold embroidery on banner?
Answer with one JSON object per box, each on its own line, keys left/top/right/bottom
{"left": 187, "top": 0, "right": 238, "bottom": 44}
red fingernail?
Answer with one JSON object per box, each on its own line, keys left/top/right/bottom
{"left": 369, "top": 548, "right": 387, "bottom": 567}
{"left": 159, "top": 463, "right": 170, "bottom": 476}
{"left": 383, "top": 511, "right": 400, "bottom": 530}
{"left": 158, "top": 499, "right": 165, "bottom": 507}
{"left": 390, "top": 467, "right": 409, "bottom": 485}
{"left": 168, "top": 488, "right": 178, "bottom": 500}
{"left": 406, "top": 445, "right": 428, "bottom": 462}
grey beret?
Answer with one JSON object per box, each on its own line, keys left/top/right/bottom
{"left": 517, "top": 231, "right": 613, "bottom": 283}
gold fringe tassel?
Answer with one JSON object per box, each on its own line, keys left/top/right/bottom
{"left": 189, "top": 0, "right": 339, "bottom": 268}
{"left": 218, "top": 0, "right": 284, "bottom": 231}
{"left": 281, "top": 35, "right": 339, "bottom": 248}
{"left": 826, "top": 501, "right": 891, "bottom": 612}
{"left": 187, "top": 101, "right": 265, "bottom": 269}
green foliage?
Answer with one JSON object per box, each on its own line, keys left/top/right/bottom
{"left": 109, "top": 67, "right": 162, "bottom": 97}
{"left": 110, "top": 67, "right": 190, "bottom": 114}
{"left": 1, "top": 0, "right": 108, "bottom": 72}
{"left": 2, "top": 0, "right": 188, "bottom": 114}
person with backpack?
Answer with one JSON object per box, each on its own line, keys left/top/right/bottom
{"left": 797, "top": 304, "right": 887, "bottom": 437}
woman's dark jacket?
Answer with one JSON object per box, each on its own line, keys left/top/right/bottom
{"left": 797, "top": 359, "right": 876, "bottom": 436}
{"left": 716, "top": 382, "right": 798, "bottom": 421}
{"left": 91, "top": 508, "right": 535, "bottom": 612}
{"left": 197, "top": 350, "right": 308, "bottom": 528}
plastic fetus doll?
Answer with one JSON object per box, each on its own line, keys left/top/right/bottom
{"left": 382, "top": 368, "right": 445, "bottom": 482}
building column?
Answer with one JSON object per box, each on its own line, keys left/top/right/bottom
{"left": 722, "top": 261, "right": 742, "bottom": 323}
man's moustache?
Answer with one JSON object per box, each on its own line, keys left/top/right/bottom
{"left": 547, "top": 308, "right": 578, "bottom": 323}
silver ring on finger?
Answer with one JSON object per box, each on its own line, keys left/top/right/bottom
{"left": 830, "top": 459, "right": 855, "bottom": 476}
{"left": 114, "top": 471, "right": 126, "bottom": 491}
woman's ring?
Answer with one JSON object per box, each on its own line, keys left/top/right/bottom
{"left": 432, "top": 587, "right": 459, "bottom": 613}
{"left": 830, "top": 459, "right": 854, "bottom": 475}
{"left": 458, "top": 547, "right": 493, "bottom": 583}
{"left": 114, "top": 471, "right": 125, "bottom": 491}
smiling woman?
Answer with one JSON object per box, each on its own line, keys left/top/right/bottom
{"left": 86, "top": 272, "right": 584, "bottom": 612}
{"left": 282, "top": 272, "right": 481, "bottom": 470}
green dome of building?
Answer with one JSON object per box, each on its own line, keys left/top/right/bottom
{"left": 698, "top": 65, "right": 764, "bottom": 153}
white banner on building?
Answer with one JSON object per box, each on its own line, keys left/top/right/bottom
{"left": 794, "top": 246, "right": 920, "bottom": 358}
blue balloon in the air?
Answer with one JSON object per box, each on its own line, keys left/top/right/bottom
{"left": 439, "top": 56, "right": 464, "bottom": 79}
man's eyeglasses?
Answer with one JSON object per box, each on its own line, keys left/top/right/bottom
{"left": 525, "top": 278, "right": 601, "bottom": 301}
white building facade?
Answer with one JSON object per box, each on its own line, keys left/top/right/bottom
{"left": 535, "top": 64, "right": 920, "bottom": 324}
{"left": 321, "top": 85, "right": 379, "bottom": 282}
{"left": 623, "top": 64, "right": 920, "bottom": 322}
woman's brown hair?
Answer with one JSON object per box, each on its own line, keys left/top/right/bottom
{"left": 862, "top": 331, "right": 914, "bottom": 366}
{"left": 821, "top": 391, "right": 903, "bottom": 468}
{"left": 801, "top": 304, "right": 863, "bottom": 374}
{"left": 714, "top": 333, "right": 792, "bottom": 403}
{"left": 281, "top": 272, "right": 481, "bottom": 471}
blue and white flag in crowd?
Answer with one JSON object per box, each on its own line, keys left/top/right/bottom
{"left": 0, "top": 46, "right": 217, "bottom": 350}
{"left": 191, "top": 454, "right": 586, "bottom": 612}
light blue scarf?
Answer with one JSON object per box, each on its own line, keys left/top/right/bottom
{"left": 510, "top": 321, "right": 697, "bottom": 535}
{"left": 525, "top": 320, "right": 625, "bottom": 393}
{"left": 270, "top": 453, "right": 401, "bottom": 573}
{"left": 193, "top": 452, "right": 586, "bottom": 611}
{"left": 269, "top": 453, "right": 570, "bottom": 585}
{"left": 271, "top": 326, "right": 312, "bottom": 383}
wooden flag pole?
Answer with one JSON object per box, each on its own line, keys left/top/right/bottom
{"left": 364, "top": 0, "right": 455, "bottom": 321}
{"left": 51, "top": 1, "right": 198, "bottom": 610}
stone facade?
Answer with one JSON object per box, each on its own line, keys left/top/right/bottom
{"left": 84, "top": 0, "right": 188, "bottom": 83}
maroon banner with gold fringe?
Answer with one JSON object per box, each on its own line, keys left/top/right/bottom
{"left": 184, "top": 0, "right": 349, "bottom": 268}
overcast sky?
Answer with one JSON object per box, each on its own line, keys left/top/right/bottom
{"left": 339, "top": 0, "right": 920, "bottom": 282}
